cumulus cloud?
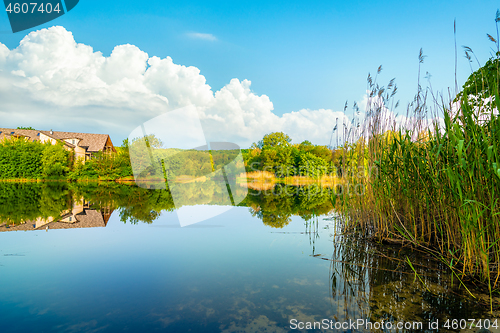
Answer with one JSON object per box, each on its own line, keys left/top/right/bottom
{"left": 0, "top": 26, "right": 348, "bottom": 147}
{"left": 186, "top": 32, "right": 217, "bottom": 41}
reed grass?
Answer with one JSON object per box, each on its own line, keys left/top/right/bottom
{"left": 335, "top": 16, "right": 500, "bottom": 308}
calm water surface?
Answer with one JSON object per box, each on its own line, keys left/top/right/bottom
{"left": 0, "top": 182, "right": 497, "bottom": 332}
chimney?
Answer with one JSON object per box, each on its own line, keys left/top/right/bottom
{"left": 50, "top": 129, "right": 53, "bottom": 135}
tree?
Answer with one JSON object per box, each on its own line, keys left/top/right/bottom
{"left": 0, "top": 138, "right": 44, "bottom": 179}
{"left": 299, "top": 140, "right": 312, "bottom": 148}
{"left": 127, "top": 134, "right": 164, "bottom": 178}
{"left": 122, "top": 138, "right": 130, "bottom": 148}
{"left": 260, "top": 146, "right": 293, "bottom": 177}
{"left": 457, "top": 56, "right": 499, "bottom": 108}
{"left": 296, "top": 151, "right": 328, "bottom": 178}
{"left": 455, "top": 12, "right": 500, "bottom": 112}
{"left": 260, "top": 132, "right": 292, "bottom": 148}
{"left": 41, "top": 143, "right": 71, "bottom": 178}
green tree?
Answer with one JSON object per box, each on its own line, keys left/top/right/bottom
{"left": 455, "top": 12, "right": 500, "bottom": 111}
{"left": 259, "top": 132, "right": 292, "bottom": 148}
{"left": 41, "top": 143, "right": 71, "bottom": 178}
{"left": 0, "top": 138, "right": 44, "bottom": 179}
{"left": 296, "top": 151, "right": 328, "bottom": 178}
{"left": 456, "top": 56, "right": 500, "bottom": 109}
{"left": 299, "top": 140, "right": 313, "bottom": 147}
{"left": 260, "top": 146, "right": 293, "bottom": 177}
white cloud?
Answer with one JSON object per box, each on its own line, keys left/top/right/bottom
{"left": 186, "top": 32, "right": 217, "bottom": 41}
{"left": 0, "top": 26, "right": 352, "bottom": 148}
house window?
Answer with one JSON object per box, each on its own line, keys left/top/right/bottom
{"left": 37, "top": 133, "right": 40, "bottom": 136}
{"left": 72, "top": 139, "right": 75, "bottom": 144}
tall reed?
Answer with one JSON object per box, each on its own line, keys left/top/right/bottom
{"left": 335, "top": 15, "right": 500, "bottom": 307}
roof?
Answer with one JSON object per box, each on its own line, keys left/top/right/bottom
{"left": 0, "top": 128, "right": 114, "bottom": 152}
{"left": 48, "top": 131, "right": 110, "bottom": 152}
{"left": 0, "top": 133, "right": 12, "bottom": 141}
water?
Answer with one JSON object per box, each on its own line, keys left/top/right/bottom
{"left": 0, "top": 182, "right": 497, "bottom": 332}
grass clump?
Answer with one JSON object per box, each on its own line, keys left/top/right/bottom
{"left": 336, "top": 13, "right": 500, "bottom": 308}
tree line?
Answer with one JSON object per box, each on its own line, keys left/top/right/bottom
{"left": 242, "top": 132, "right": 335, "bottom": 178}
{"left": 0, "top": 132, "right": 336, "bottom": 180}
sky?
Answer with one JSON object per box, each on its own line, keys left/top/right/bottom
{"left": 0, "top": 0, "right": 498, "bottom": 147}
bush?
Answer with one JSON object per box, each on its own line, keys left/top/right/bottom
{"left": 0, "top": 139, "right": 43, "bottom": 179}
{"left": 41, "top": 143, "right": 72, "bottom": 178}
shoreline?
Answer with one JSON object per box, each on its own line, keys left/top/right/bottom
{"left": 0, "top": 175, "right": 345, "bottom": 186}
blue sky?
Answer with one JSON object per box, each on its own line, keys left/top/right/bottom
{"left": 0, "top": 1, "right": 499, "bottom": 145}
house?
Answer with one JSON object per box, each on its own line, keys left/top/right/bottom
{"left": 0, "top": 128, "right": 116, "bottom": 162}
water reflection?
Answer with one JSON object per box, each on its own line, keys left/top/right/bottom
{"left": 0, "top": 182, "right": 113, "bottom": 231}
{"left": 326, "top": 227, "right": 498, "bottom": 331}
{"left": 0, "top": 182, "right": 497, "bottom": 332}
{"left": 245, "top": 184, "right": 333, "bottom": 228}
{"left": 0, "top": 182, "right": 335, "bottom": 230}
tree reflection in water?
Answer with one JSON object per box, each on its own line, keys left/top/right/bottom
{"left": 0, "top": 182, "right": 333, "bottom": 226}
{"left": 244, "top": 184, "right": 333, "bottom": 228}
{"left": 0, "top": 181, "right": 496, "bottom": 327}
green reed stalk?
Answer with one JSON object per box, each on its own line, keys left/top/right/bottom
{"left": 335, "top": 32, "right": 500, "bottom": 307}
